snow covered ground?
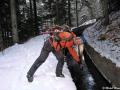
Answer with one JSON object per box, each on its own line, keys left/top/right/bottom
{"left": 83, "top": 12, "right": 120, "bottom": 67}
{"left": 0, "top": 35, "right": 76, "bottom": 90}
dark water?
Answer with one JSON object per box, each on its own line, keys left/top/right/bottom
{"left": 68, "top": 51, "right": 111, "bottom": 90}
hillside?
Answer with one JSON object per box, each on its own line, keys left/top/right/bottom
{"left": 83, "top": 10, "right": 120, "bottom": 67}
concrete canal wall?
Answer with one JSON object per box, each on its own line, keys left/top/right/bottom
{"left": 85, "top": 44, "right": 120, "bottom": 87}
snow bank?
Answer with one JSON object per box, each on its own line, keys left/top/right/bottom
{"left": 83, "top": 13, "right": 120, "bottom": 67}
{"left": 79, "top": 19, "right": 96, "bottom": 27}
{"left": 0, "top": 35, "right": 76, "bottom": 90}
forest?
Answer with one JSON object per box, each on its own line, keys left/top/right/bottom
{"left": 0, "top": 0, "right": 120, "bottom": 49}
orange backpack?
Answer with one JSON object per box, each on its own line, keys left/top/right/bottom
{"left": 53, "top": 32, "right": 74, "bottom": 49}
{"left": 51, "top": 32, "right": 80, "bottom": 62}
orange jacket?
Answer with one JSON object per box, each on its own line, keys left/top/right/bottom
{"left": 49, "top": 31, "right": 81, "bottom": 62}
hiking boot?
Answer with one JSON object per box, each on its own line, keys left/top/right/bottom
{"left": 27, "top": 74, "right": 34, "bottom": 82}
{"left": 56, "top": 74, "right": 65, "bottom": 78}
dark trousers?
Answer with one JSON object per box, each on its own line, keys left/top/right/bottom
{"left": 27, "top": 39, "right": 65, "bottom": 76}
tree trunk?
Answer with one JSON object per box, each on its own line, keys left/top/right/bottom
{"left": 29, "top": 0, "right": 33, "bottom": 19}
{"left": 55, "top": 0, "right": 59, "bottom": 25}
{"left": 10, "top": 0, "right": 19, "bottom": 43}
{"left": 75, "top": 0, "right": 79, "bottom": 27}
{"left": 68, "top": 0, "right": 71, "bottom": 26}
{"left": 103, "top": 0, "right": 109, "bottom": 26}
{"left": 33, "top": 0, "right": 39, "bottom": 35}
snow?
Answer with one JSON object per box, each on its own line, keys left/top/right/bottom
{"left": 79, "top": 19, "right": 96, "bottom": 27}
{"left": 71, "top": 19, "right": 96, "bottom": 31}
{"left": 83, "top": 19, "right": 120, "bottom": 67}
{"left": 0, "top": 35, "right": 76, "bottom": 90}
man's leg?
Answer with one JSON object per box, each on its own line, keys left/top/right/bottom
{"left": 27, "top": 40, "right": 53, "bottom": 82}
{"left": 66, "top": 53, "right": 82, "bottom": 77}
{"left": 52, "top": 51, "right": 65, "bottom": 77}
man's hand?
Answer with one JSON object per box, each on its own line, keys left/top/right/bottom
{"left": 78, "top": 60, "right": 84, "bottom": 70}
{"left": 79, "top": 63, "right": 84, "bottom": 70}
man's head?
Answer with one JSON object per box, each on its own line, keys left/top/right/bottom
{"left": 52, "top": 25, "right": 63, "bottom": 32}
{"left": 62, "top": 24, "right": 71, "bottom": 32}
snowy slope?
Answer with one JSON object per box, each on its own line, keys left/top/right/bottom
{"left": 83, "top": 11, "right": 120, "bottom": 67}
{"left": 0, "top": 35, "right": 76, "bottom": 90}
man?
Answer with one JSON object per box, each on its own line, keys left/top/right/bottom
{"left": 27, "top": 25, "right": 83, "bottom": 82}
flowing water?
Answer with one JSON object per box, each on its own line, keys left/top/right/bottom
{"left": 68, "top": 51, "right": 111, "bottom": 90}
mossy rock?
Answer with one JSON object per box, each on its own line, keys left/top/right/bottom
{"left": 97, "top": 34, "right": 109, "bottom": 41}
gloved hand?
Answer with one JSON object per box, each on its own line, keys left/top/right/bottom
{"left": 79, "top": 63, "right": 84, "bottom": 70}
{"left": 78, "top": 60, "right": 84, "bottom": 70}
